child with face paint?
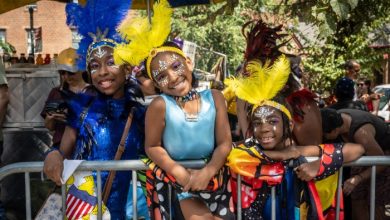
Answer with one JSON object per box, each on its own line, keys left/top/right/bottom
{"left": 225, "top": 56, "right": 364, "bottom": 219}
{"left": 43, "top": 1, "right": 148, "bottom": 219}
{"left": 114, "top": 1, "right": 234, "bottom": 219}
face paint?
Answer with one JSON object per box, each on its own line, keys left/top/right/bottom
{"left": 158, "top": 77, "right": 169, "bottom": 87}
{"left": 253, "top": 106, "right": 276, "bottom": 123}
{"left": 158, "top": 60, "right": 168, "bottom": 73}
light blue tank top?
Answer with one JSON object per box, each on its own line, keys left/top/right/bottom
{"left": 161, "top": 89, "right": 216, "bottom": 160}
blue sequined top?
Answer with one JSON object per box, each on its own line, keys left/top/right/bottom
{"left": 67, "top": 89, "right": 145, "bottom": 219}
{"left": 161, "top": 89, "right": 216, "bottom": 160}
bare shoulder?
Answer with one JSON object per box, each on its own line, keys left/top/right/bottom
{"left": 146, "top": 96, "right": 166, "bottom": 117}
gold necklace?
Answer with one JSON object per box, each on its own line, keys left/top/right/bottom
{"left": 177, "top": 98, "right": 200, "bottom": 122}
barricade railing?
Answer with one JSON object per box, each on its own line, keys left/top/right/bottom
{"left": 0, "top": 156, "right": 389, "bottom": 220}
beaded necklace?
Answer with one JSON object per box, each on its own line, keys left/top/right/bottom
{"left": 173, "top": 89, "right": 199, "bottom": 103}
{"left": 174, "top": 89, "right": 200, "bottom": 122}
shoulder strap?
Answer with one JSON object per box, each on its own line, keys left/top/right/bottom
{"left": 102, "top": 108, "right": 135, "bottom": 204}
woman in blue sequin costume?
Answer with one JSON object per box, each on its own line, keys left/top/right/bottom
{"left": 43, "top": 0, "right": 146, "bottom": 219}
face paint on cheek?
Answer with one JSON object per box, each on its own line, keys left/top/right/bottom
{"left": 152, "top": 70, "right": 159, "bottom": 79}
{"left": 158, "top": 77, "right": 168, "bottom": 87}
{"left": 253, "top": 106, "right": 275, "bottom": 123}
{"left": 90, "top": 69, "right": 97, "bottom": 74}
{"left": 175, "top": 63, "right": 185, "bottom": 76}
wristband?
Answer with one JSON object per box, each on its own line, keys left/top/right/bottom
{"left": 44, "top": 148, "right": 65, "bottom": 159}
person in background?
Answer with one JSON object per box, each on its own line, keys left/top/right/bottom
{"left": 321, "top": 108, "right": 390, "bottom": 220}
{"left": 0, "top": 49, "right": 9, "bottom": 220}
{"left": 328, "top": 77, "right": 368, "bottom": 111}
{"left": 359, "top": 79, "right": 380, "bottom": 115}
{"left": 41, "top": 48, "right": 94, "bottom": 150}
{"left": 344, "top": 60, "right": 360, "bottom": 100}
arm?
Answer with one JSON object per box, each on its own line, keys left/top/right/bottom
{"left": 0, "top": 84, "right": 9, "bottom": 126}
{"left": 295, "top": 142, "right": 364, "bottom": 181}
{"left": 144, "top": 97, "right": 190, "bottom": 187}
{"left": 43, "top": 126, "right": 77, "bottom": 185}
{"left": 236, "top": 98, "right": 249, "bottom": 138}
{"left": 343, "top": 124, "right": 385, "bottom": 195}
{"left": 185, "top": 90, "right": 232, "bottom": 191}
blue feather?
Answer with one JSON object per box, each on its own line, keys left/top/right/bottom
{"left": 65, "top": 0, "right": 132, "bottom": 70}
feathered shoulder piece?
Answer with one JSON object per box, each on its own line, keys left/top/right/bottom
{"left": 242, "top": 20, "right": 288, "bottom": 62}
{"left": 66, "top": 0, "right": 132, "bottom": 70}
{"left": 114, "top": 0, "right": 172, "bottom": 67}
{"left": 225, "top": 55, "right": 291, "bottom": 119}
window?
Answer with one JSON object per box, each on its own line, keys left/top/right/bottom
{"left": 0, "top": 29, "right": 6, "bottom": 42}
{"left": 26, "top": 27, "right": 42, "bottom": 54}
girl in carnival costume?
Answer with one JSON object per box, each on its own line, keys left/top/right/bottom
{"left": 43, "top": 0, "right": 147, "bottom": 219}
{"left": 231, "top": 20, "right": 365, "bottom": 219}
{"left": 225, "top": 56, "right": 364, "bottom": 220}
{"left": 114, "top": 0, "right": 235, "bottom": 219}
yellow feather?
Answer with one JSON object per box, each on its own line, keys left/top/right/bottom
{"left": 113, "top": 0, "right": 173, "bottom": 66}
{"left": 225, "top": 55, "right": 290, "bottom": 105}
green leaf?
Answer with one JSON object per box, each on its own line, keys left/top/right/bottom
{"left": 346, "top": 0, "right": 359, "bottom": 10}
{"left": 330, "top": 0, "right": 350, "bottom": 20}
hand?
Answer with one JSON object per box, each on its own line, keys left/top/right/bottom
{"left": 343, "top": 175, "right": 363, "bottom": 195}
{"left": 43, "top": 150, "right": 64, "bottom": 185}
{"left": 172, "top": 166, "right": 191, "bottom": 188}
{"left": 183, "top": 167, "right": 214, "bottom": 192}
{"left": 46, "top": 112, "right": 67, "bottom": 123}
{"left": 282, "top": 145, "right": 301, "bottom": 160}
{"left": 295, "top": 159, "right": 320, "bottom": 181}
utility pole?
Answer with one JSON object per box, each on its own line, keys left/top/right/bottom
{"left": 27, "top": 5, "right": 37, "bottom": 56}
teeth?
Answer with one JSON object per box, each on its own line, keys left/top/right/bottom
{"left": 100, "top": 80, "right": 113, "bottom": 88}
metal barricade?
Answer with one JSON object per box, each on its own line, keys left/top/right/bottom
{"left": 0, "top": 156, "right": 389, "bottom": 220}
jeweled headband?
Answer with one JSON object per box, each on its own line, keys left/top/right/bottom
{"left": 86, "top": 38, "right": 116, "bottom": 66}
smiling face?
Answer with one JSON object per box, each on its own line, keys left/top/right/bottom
{"left": 88, "top": 46, "right": 127, "bottom": 99}
{"left": 149, "top": 51, "right": 193, "bottom": 97}
{"left": 252, "top": 106, "right": 286, "bottom": 150}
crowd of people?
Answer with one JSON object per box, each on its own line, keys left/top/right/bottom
{"left": 0, "top": 0, "right": 387, "bottom": 219}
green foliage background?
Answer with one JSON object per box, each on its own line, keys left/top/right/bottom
{"left": 171, "top": 0, "right": 390, "bottom": 92}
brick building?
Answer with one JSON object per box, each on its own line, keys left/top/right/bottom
{"left": 0, "top": 0, "right": 73, "bottom": 58}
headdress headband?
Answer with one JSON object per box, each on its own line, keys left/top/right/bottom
{"left": 66, "top": 0, "right": 131, "bottom": 71}
{"left": 224, "top": 55, "right": 291, "bottom": 119}
{"left": 114, "top": 0, "right": 176, "bottom": 79}
{"left": 145, "top": 46, "right": 186, "bottom": 79}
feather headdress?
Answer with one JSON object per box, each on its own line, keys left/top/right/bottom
{"left": 65, "top": 0, "right": 132, "bottom": 70}
{"left": 225, "top": 55, "right": 291, "bottom": 119}
{"left": 242, "top": 20, "right": 288, "bottom": 62}
{"left": 114, "top": 0, "right": 186, "bottom": 79}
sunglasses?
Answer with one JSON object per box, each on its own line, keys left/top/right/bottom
{"left": 59, "top": 70, "right": 76, "bottom": 76}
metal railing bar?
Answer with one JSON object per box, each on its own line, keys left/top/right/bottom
{"left": 1, "top": 156, "right": 389, "bottom": 219}
{"left": 370, "top": 166, "right": 376, "bottom": 220}
{"left": 132, "top": 170, "right": 137, "bottom": 220}
{"left": 24, "top": 172, "right": 32, "bottom": 220}
{"left": 335, "top": 167, "right": 343, "bottom": 220}
{"left": 0, "top": 160, "right": 207, "bottom": 181}
{"left": 237, "top": 174, "right": 242, "bottom": 220}
{"left": 97, "top": 170, "right": 102, "bottom": 220}
{"left": 271, "top": 187, "right": 276, "bottom": 220}
{"left": 61, "top": 184, "right": 66, "bottom": 220}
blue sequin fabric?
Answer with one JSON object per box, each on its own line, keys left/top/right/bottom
{"left": 67, "top": 90, "right": 145, "bottom": 219}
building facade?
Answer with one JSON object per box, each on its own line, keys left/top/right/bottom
{"left": 0, "top": 0, "right": 74, "bottom": 58}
